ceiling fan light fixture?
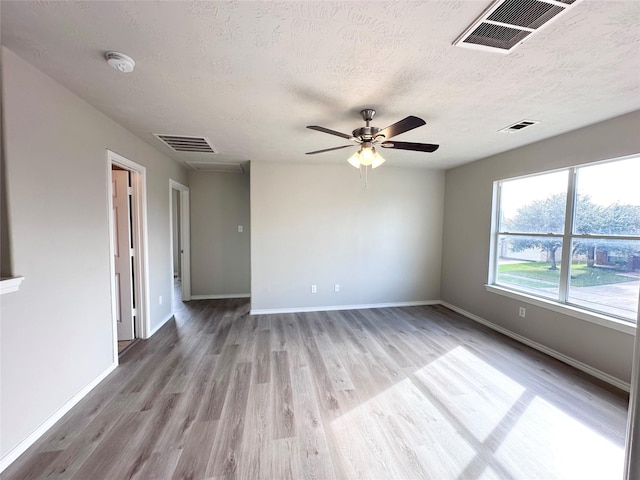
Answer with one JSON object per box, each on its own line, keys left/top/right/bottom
{"left": 372, "top": 151, "right": 386, "bottom": 169}
{"left": 359, "top": 147, "right": 375, "bottom": 166}
{"left": 347, "top": 146, "right": 386, "bottom": 169}
{"left": 347, "top": 151, "right": 361, "bottom": 169}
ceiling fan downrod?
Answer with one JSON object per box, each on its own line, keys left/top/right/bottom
{"left": 354, "top": 109, "right": 381, "bottom": 140}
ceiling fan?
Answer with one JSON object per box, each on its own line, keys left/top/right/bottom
{"left": 306, "top": 109, "right": 439, "bottom": 169}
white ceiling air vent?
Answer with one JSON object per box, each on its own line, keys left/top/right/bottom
{"left": 154, "top": 134, "right": 216, "bottom": 153}
{"left": 454, "top": 0, "right": 582, "bottom": 54}
{"left": 499, "top": 119, "right": 540, "bottom": 132}
{"left": 185, "top": 161, "right": 246, "bottom": 173}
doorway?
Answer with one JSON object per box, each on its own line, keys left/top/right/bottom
{"left": 170, "top": 180, "right": 191, "bottom": 307}
{"left": 107, "top": 150, "right": 150, "bottom": 363}
{"left": 112, "top": 166, "right": 136, "bottom": 353}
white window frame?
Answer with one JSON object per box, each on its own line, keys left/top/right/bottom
{"left": 487, "top": 154, "right": 640, "bottom": 335}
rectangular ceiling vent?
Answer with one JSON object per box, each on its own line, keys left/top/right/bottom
{"left": 498, "top": 119, "right": 540, "bottom": 133}
{"left": 454, "top": 0, "right": 581, "bottom": 54}
{"left": 154, "top": 134, "right": 216, "bottom": 153}
{"left": 185, "top": 161, "right": 246, "bottom": 173}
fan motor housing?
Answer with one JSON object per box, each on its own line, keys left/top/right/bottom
{"left": 352, "top": 126, "right": 382, "bottom": 140}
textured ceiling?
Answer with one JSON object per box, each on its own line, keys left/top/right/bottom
{"left": 1, "top": 1, "right": 639, "bottom": 170}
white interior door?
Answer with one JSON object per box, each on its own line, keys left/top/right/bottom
{"left": 112, "top": 169, "right": 135, "bottom": 341}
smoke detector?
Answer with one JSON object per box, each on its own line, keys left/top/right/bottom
{"left": 105, "top": 52, "right": 135, "bottom": 73}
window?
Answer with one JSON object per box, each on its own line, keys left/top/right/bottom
{"left": 491, "top": 156, "right": 640, "bottom": 323}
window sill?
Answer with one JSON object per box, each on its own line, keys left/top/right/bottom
{"left": 1, "top": 276, "right": 24, "bottom": 295}
{"left": 485, "top": 284, "right": 636, "bottom": 335}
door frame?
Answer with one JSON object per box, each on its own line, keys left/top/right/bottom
{"left": 170, "top": 179, "right": 191, "bottom": 303}
{"left": 107, "top": 150, "right": 150, "bottom": 363}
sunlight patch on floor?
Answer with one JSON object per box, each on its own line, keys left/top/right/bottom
{"left": 330, "top": 377, "right": 476, "bottom": 479}
{"left": 329, "top": 345, "right": 623, "bottom": 479}
{"left": 495, "top": 396, "right": 624, "bottom": 479}
{"left": 414, "top": 345, "right": 526, "bottom": 442}
{"left": 478, "top": 465, "right": 505, "bottom": 479}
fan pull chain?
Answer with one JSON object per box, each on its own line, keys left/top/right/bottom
{"left": 357, "top": 165, "right": 369, "bottom": 188}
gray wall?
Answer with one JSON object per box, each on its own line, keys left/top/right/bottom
{"left": 250, "top": 162, "right": 444, "bottom": 311}
{"left": 189, "top": 171, "right": 250, "bottom": 296}
{"left": 0, "top": 48, "right": 189, "bottom": 459}
{"left": 441, "top": 110, "right": 640, "bottom": 384}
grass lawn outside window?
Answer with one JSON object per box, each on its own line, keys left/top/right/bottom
{"left": 498, "top": 262, "right": 636, "bottom": 289}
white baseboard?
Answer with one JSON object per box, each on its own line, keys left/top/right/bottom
{"left": 0, "top": 363, "right": 117, "bottom": 473}
{"left": 440, "top": 301, "right": 630, "bottom": 392}
{"left": 147, "top": 313, "right": 175, "bottom": 338}
{"left": 250, "top": 300, "right": 439, "bottom": 316}
{"left": 0, "top": 276, "right": 24, "bottom": 295}
{"left": 191, "top": 293, "right": 251, "bottom": 300}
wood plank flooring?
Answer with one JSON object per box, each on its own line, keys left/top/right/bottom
{"left": 3, "top": 297, "right": 629, "bottom": 479}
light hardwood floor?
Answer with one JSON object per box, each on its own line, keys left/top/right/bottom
{"left": 3, "top": 298, "right": 629, "bottom": 479}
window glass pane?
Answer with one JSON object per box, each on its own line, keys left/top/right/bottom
{"left": 496, "top": 235, "right": 563, "bottom": 299}
{"left": 568, "top": 239, "right": 640, "bottom": 321}
{"left": 574, "top": 158, "right": 640, "bottom": 236}
{"left": 499, "top": 171, "right": 568, "bottom": 234}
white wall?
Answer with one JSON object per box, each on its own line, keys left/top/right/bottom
{"left": 189, "top": 171, "right": 250, "bottom": 296}
{"left": 0, "top": 48, "right": 189, "bottom": 461}
{"left": 441, "top": 110, "right": 640, "bottom": 384}
{"left": 250, "top": 162, "right": 444, "bottom": 311}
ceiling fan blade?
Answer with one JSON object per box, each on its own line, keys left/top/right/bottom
{"left": 307, "top": 125, "right": 354, "bottom": 140}
{"left": 376, "top": 116, "right": 426, "bottom": 140}
{"left": 306, "top": 145, "right": 356, "bottom": 155}
{"left": 380, "top": 141, "right": 439, "bottom": 153}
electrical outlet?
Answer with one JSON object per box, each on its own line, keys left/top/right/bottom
{"left": 334, "top": 284, "right": 340, "bottom": 292}
{"left": 238, "top": 225, "right": 243, "bottom": 233}
{"left": 159, "top": 296, "right": 163, "bottom": 305}
{"left": 519, "top": 307, "right": 526, "bottom": 318}
{"left": 311, "top": 285, "right": 317, "bottom": 294}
